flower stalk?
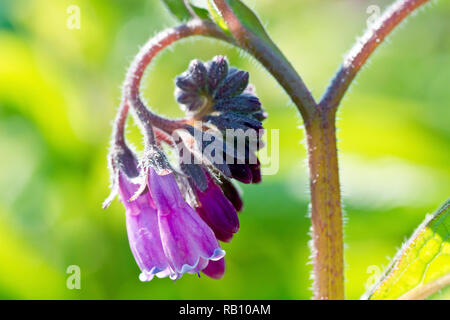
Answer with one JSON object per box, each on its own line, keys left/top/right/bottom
{"left": 113, "top": 19, "right": 235, "bottom": 147}
{"left": 305, "top": 108, "right": 344, "bottom": 300}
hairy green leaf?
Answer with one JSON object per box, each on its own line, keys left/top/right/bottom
{"left": 363, "top": 199, "right": 450, "bottom": 300}
{"left": 208, "top": 0, "right": 283, "bottom": 57}
{"left": 227, "top": 0, "right": 276, "bottom": 49}
{"left": 161, "top": 0, "right": 210, "bottom": 21}
{"left": 207, "top": 1, "right": 229, "bottom": 33}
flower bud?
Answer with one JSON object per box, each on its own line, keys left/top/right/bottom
{"left": 174, "top": 56, "right": 267, "bottom": 186}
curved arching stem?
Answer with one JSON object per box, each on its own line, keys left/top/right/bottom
{"left": 115, "top": 14, "right": 316, "bottom": 144}
{"left": 112, "top": 100, "right": 175, "bottom": 148}
{"left": 117, "top": 13, "right": 319, "bottom": 144}
{"left": 320, "top": 0, "right": 430, "bottom": 111}
{"left": 212, "top": 0, "right": 317, "bottom": 122}
{"left": 112, "top": 100, "right": 129, "bottom": 147}
{"left": 117, "top": 19, "right": 234, "bottom": 146}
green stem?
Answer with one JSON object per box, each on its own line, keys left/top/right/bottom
{"left": 211, "top": 0, "right": 317, "bottom": 121}
{"left": 305, "top": 108, "right": 345, "bottom": 300}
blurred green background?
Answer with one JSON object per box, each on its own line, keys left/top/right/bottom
{"left": 0, "top": 0, "right": 449, "bottom": 299}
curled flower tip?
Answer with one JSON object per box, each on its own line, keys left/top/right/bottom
{"left": 174, "top": 55, "right": 266, "bottom": 186}
{"left": 175, "top": 59, "right": 209, "bottom": 113}
{"left": 175, "top": 56, "right": 266, "bottom": 126}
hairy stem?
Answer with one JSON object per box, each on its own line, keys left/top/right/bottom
{"left": 111, "top": 19, "right": 233, "bottom": 147}
{"left": 305, "top": 109, "right": 345, "bottom": 300}
{"left": 320, "top": 0, "right": 430, "bottom": 111}
{"left": 112, "top": 100, "right": 129, "bottom": 146}
{"left": 306, "top": 0, "right": 432, "bottom": 299}
{"left": 122, "top": 19, "right": 233, "bottom": 141}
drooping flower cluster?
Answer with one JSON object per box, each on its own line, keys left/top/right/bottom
{"left": 175, "top": 56, "right": 266, "bottom": 185}
{"left": 105, "top": 56, "right": 266, "bottom": 281}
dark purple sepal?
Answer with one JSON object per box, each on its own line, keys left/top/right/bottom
{"left": 206, "top": 56, "right": 228, "bottom": 93}
{"left": 175, "top": 73, "right": 199, "bottom": 92}
{"left": 183, "top": 125, "right": 232, "bottom": 179}
{"left": 175, "top": 90, "right": 197, "bottom": 105}
{"left": 228, "top": 164, "right": 253, "bottom": 184}
{"left": 180, "top": 162, "right": 208, "bottom": 192}
{"left": 205, "top": 112, "right": 263, "bottom": 132}
{"left": 175, "top": 89, "right": 206, "bottom": 112}
{"left": 214, "top": 94, "right": 262, "bottom": 113}
{"left": 214, "top": 70, "right": 249, "bottom": 99}
{"left": 219, "top": 178, "right": 243, "bottom": 212}
{"left": 188, "top": 59, "right": 207, "bottom": 89}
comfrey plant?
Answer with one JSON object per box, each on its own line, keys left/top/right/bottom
{"left": 104, "top": 0, "right": 449, "bottom": 299}
{"left": 104, "top": 55, "right": 265, "bottom": 281}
